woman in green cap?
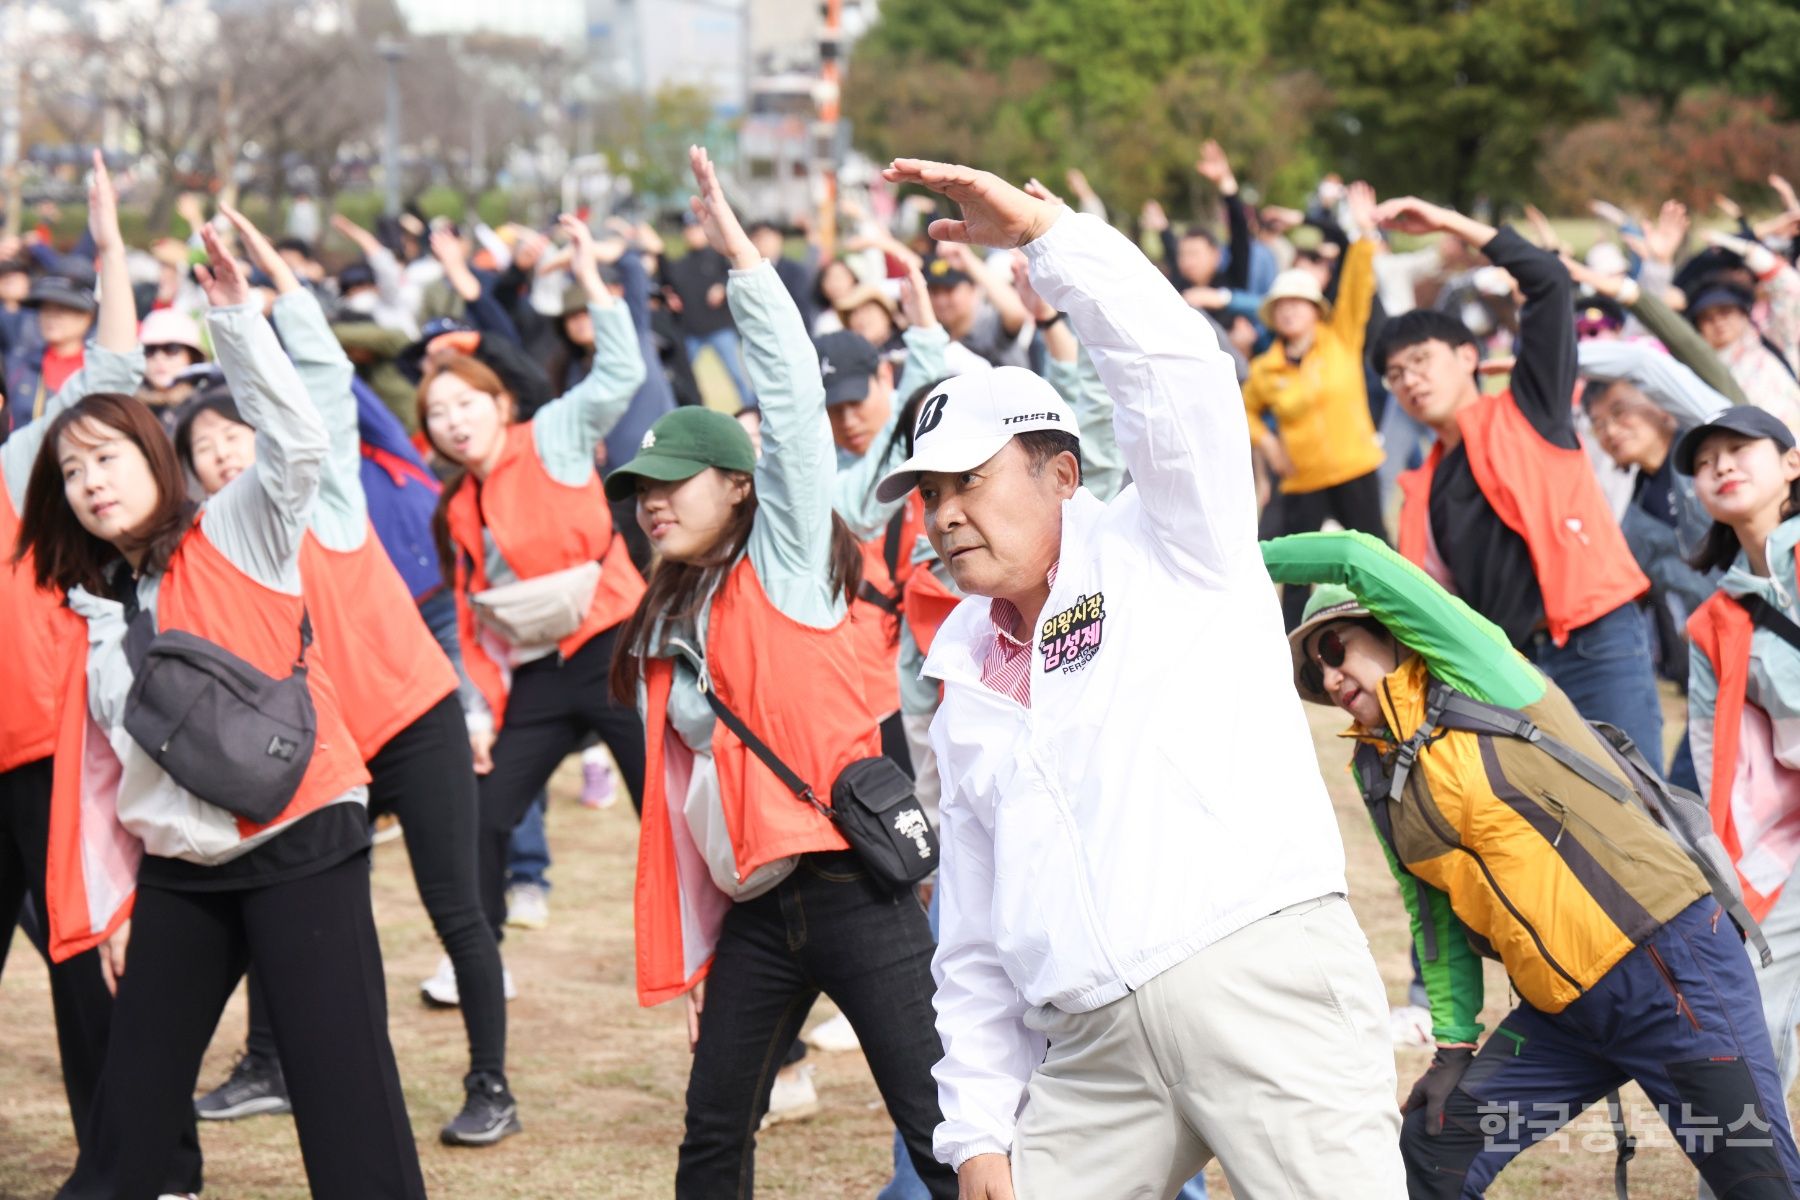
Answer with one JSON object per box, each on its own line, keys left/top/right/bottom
{"left": 606, "top": 146, "right": 954, "bottom": 1199}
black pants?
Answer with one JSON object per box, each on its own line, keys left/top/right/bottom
{"left": 0, "top": 760, "right": 109, "bottom": 1143}
{"left": 1259, "top": 468, "right": 1388, "bottom": 629}
{"left": 247, "top": 693, "right": 506, "bottom": 1077}
{"left": 677, "top": 852, "right": 956, "bottom": 1199}
{"left": 58, "top": 852, "right": 426, "bottom": 1200}
{"left": 477, "top": 625, "right": 645, "bottom": 940}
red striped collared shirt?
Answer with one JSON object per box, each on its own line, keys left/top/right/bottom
{"left": 980, "top": 565, "right": 1057, "bottom": 708}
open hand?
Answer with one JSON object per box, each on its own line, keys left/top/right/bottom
{"left": 194, "top": 224, "right": 251, "bottom": 308}
{"left": 1195, "top": 139, "right": 1236, "bottom": 194}
{"left": 882, "top": 159, "right": 1058, "bottom": 249}
{"left": 1373, "top": 197, "right": 1455, "bottom": 236}
{"left": 220, "top": 203, "right": 299, "bottom": 294}
{"left": 86, "top": 151, "right": 123, "bottom": 257}
{"left": 687, "top": 145, "right": 759, "bottom": 270}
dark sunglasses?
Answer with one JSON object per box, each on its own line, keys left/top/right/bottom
{"left": 144, "top": 343, "right": 193, "bottom": 358}
{"left": 1299, "top": 628, "right": 1349, "bottom": 695}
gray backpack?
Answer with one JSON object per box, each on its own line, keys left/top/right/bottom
{"left": 122, "top": 606, "right": 317, "bottom": 826}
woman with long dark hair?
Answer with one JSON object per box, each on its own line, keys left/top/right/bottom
{"left": 610, "top": 146, "right": 954, "bottom": 1199}
{"left": 21, "top": 224, "right": 424, "bottom": 1198}
{"left": 421, "top": 214, "right": 648, "bottom": 978}
{"left": 172, "top": 206, "right": 516, "bottom": 1146}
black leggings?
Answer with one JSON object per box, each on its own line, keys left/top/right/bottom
{"left": 57, "top": 851, "right": 425, "bottom": 1200}
{"left": 1259, "top": 468, "right": 1388, "bottom": 629}
{"left": 246, "top": 693, "right": 506, "bottom": 1077}
{"left": 477, "top": 625, "right": 645, "bottom": 940}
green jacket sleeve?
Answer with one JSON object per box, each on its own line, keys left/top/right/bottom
{"left": 1367, "top": 804, "right": 1487, "bottom": 1044}
{"left": 1627, "top": 287, "right": 1751, "bottom": 408}
{"left": 1261, "top": 530, "right": 1544, "bottom": 708}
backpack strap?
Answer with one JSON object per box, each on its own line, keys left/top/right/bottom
{"left": 856, "top": 509, "right": 909, "bottom": 616}
{"left": 1739, "top": 594, "right": 1800, "bottom": 657}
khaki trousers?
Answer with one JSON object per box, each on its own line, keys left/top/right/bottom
{"left": 1010, "top": 894, "right": 1406, "bottom": 1199}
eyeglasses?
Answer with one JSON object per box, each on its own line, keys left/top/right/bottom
{"left": 1299, "top": 628, "right": 1348, "bottom": 695}
{"left": 1381, "top": 352, "right": 1435, "bottom": 391}
{"left": 144, "top": 343, "right": 192, "bottom": 358}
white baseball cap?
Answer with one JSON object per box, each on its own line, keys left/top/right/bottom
{"left": 875, "top": 366, "right": 1078, "bottom": 503}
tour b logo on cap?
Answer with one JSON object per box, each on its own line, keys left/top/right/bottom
{"left": 915, "top": 393, "right": 950, "bottom": 438}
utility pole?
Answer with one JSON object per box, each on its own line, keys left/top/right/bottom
{"left": 816, "top": 0, "right": 842, "bottom": 261}
{"left": 377, "top": 38, "right": 406, "bottom": 217}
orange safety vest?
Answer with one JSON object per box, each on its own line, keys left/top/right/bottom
{"left": 445, "top": 424, "right": 646, "bottom": 729}
{"left": 1396, "top": 390, "right": 1646, "bottom": 646}
{"left": 0, "top": 470, "right": 84, "bottom": 773}
{"left": 47, "top": 524, "right": 371, "bottom": 962}
{"left": 634, "top": 557, "right": 875, "bottom": 1006}
{"left": 1688, "top": 589, "right": 1800, "bottom": 923}
{"left": 301, "top": 526, "right": 459, "bottom": 760}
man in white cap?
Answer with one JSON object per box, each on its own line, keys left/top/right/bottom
{"left": 877, "top": 158, "right": 1404, "bottom": 1200}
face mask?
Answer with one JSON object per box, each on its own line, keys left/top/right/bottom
{"left": 342, "top": 291, "right": 378, "bottom": 315}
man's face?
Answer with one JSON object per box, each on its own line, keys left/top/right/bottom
{"left": 918, "top": 439, "right": 1079, "bottom": 605}
{"left": 682, "top": 223, "right": 708, "bottom": 250}
{"left": 1177, "top": 235, "right": 1218, "bottom": 286}
{"left": 749, "top": 227, "right": 783, "bottom": 261}
{"left": 37, "top": 303, "right": 93, "bottom": 349}
{"left": 827, "top": 365, "right": 893, "bottom": 457}
{"left": 1383, "top": 338, "right": 1480, "bottom": 431}
{"left": 928, "top": 282, "right": 977, "bottom": 334}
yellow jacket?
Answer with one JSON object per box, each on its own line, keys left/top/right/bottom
{"left": 1244, "top": 239, "right": 1384, "bottom": 494}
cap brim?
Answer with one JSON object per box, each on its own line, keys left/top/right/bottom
{"left": 875, "top": 431, "right": 1012, "bottom": 503}
{"left": 1285, "top": 601, "right": 1371, "bottom": 706}
{"left": 602, "top": 452, "right": 714, "bottom": 500}
{"left": 825, "top": 376, "right": 872, "bottom": 406}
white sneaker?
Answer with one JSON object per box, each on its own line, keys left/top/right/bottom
{"left": 420, "top": 956, "right": 516, "bottom": 1007}
{"left": 758, "top": 1062, "right": 819, "bottom": 1131}
{"left": 802, "top": 1012, "right": 862, "bottom": 1053}
{"left": 1389, "top": 1003, "right": 1433, "bottom": 1048}
{"left": 506, "top": 883, "right": 549, "bottom": 930}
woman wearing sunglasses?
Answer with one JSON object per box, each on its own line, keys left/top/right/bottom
{"left": 1263, "top": 528, "right": 1799, "bottom": 1200}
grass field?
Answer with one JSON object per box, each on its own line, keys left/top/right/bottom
{"left": 0, "top": 694, "right": 1781, "bottom": 1198}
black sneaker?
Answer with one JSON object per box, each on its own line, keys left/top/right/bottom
{"left": 194, "top": 1053, "right": 291, "bottom": 1121}
{"left": 439, "top": 1071, "right": 522, "bottom": 1147}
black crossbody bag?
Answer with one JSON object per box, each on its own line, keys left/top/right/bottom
{"left": 121, "top": 595, "right": 318, "bottom": 826}
{"left": 696, "top": 675, "right": 938, "bottom": 890}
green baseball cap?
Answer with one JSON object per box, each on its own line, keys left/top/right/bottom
{"left": 603, "top": 407, "right": 757, "bottom": 500}
{"left": 1287, "top": 583, "right": 1371, "bottom": 706}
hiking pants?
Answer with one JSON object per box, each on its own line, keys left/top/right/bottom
{"left": 1401, "top": 898, "right": 1800, "bottom": 1199}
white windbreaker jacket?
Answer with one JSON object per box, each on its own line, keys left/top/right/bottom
{"left": 925, "top": 211, "right": 1350, "bottom": 1168}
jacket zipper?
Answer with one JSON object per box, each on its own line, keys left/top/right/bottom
{"left": 1540, "top": 792, "right": 1635, "bottom": 862}
{"left": 1647, "top": 944, "right": 1703, "bottom": 1031}
{"left": 1456, "top": 843, "right": 1584, "bottom": 996}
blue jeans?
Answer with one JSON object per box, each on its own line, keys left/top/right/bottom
{"left": 1527, "top": 602, "right": 1664, "bottom": 774}
{"left": 1399, "top": 899, "right": 1800, "bottom": 1197}
{"left": 508, "top": 793, "right": 551, "bottom": 891}
{"left": 685, "top": 328, "right": 756, "bottom": 411}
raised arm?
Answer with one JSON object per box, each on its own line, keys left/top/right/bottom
{"left": 1577, "top": 339, "right": 1731, "bottom": 428}
{"left": 1196, "top": 141, "right": 1251, "bottom": 293}
{"left": 1, "top": 153, "right": 142, "bottom": 503}
{"left": 226, "top": 206, "right": 366, "bottom": 549}
{"left": 1260, "top": 531, "right": 1544, "bottom": 708}
{"left": 1009, "top": 243, "right": 1124, "bottom": 502}
{"left": 675, "top": 146, "right": 835, "bottom": 578}
{"left": 195, "top": 225, "right": 329, "bottom": 590}
{"left": 529, "top": 214, "right": 644, "bottom": 482}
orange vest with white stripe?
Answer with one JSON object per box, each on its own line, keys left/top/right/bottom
{"left": 301, "top": 526, "right": 459, "bottom": 760}
{"left": 0, "top": 469, "right": 83, "bottom": 772}
{"left": 445, "top": 424, "right": 646, "bottom": 729}
{"left": 47, "top": 525, "right": 371, "bottom": 962}
{"left": 634, "top": 557, "right": 873, "bottom": 1006}
{"left": 1396, "top": 390, "right": 1646, "bottom": 646}
{"left": 1688, "top": 590, "right": 1796, "bottom": 922}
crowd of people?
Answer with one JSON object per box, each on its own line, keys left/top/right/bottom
{"left": 4, "top": 127, "right": 1800, "bottom": 1200}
